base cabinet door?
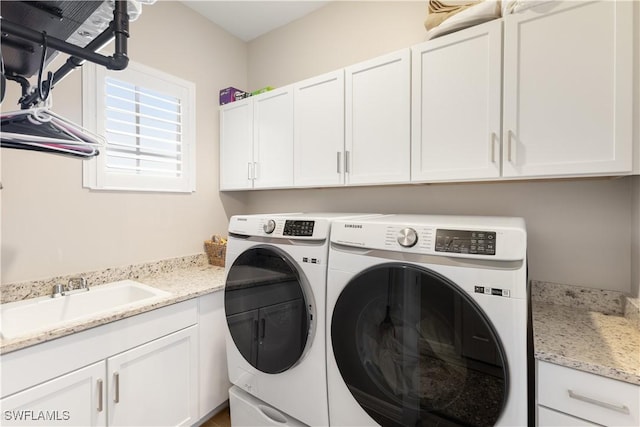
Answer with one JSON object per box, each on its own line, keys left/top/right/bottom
{"left": 198, "top": 292, "right": 231, "bottom": 419}
{"left": 537, "top": 406, "right": 599, "bottom": 427}
{"left": 0, "top": 361, "right": 107, "bottom": 427}
{"left": 107, "top": 326, "right": 198, "bottom": 427}
{"left": 503, "top": 0, "right": 633, "bottom": 178}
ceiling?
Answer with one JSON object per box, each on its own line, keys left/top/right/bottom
{"left": 180, "top": 1, "right": 330, "bottom": 42}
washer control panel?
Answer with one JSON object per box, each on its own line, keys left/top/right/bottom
{"left": 435, "top": 229, "right": 496, "bottom": 256}
{"left": 283, "top": 220, "right": 315, "bottom": 237}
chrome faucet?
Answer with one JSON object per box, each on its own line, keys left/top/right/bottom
{"left": 51, "top": 284, "right": 65, "bottom": 298}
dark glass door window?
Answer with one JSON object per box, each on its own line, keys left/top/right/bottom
{"left": 225, "top": 247, "right": 310, "bottom": 374}
{"left": 331, "top": 264, "right": 507, "bottom": 427}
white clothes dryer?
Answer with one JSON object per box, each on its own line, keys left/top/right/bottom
{"left": 326, "top": 214, "right": 530, "bottom": 427}
{"left": 224, "top": 213, "right": 376, "bottom": 427}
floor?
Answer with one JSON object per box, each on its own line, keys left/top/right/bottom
{"left": 201, "top": 406, "right": 231, "bottom": 427}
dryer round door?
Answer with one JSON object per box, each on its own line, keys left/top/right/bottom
{"left": 331, "top": 263, "right": 508, "bottom": 427}
{"left": 225, "top": 246, "right": 311, "bottom": 374}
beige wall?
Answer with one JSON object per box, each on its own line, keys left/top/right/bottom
{"left": 244, "top": 179, "right": 634, "bottom": 293}
{"left": 1, "top": 1, "right": 248, "bottom": 284}
{"left": 245, "top": 1, "right": 637, "bottom": 294}
{"left": 248, "top": 1, "right": 427, "bottom": 90}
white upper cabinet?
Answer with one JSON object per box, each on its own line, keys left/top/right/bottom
{"left": 294, "top": 70, "right": 345, "bottom": 187}
{"left": 411, "top": 19, "right": 503, "bottom": 182}
{"left": 219, "top": 87, "right": 294, "bottom": 191}
{"left": 502, "top": 0, "right": 633, "bottom": 178}
{"left": 253, "top": 87, "right": 294, "bottom": 189}
{"left": 219, "top": 98, "right": 253, "bottom": 191}
{"left": 345, "top": 49, "right": 411, "bottom": 185}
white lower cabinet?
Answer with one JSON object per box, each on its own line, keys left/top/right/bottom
{"left": 107, "top": 327, "right": 198, "bottom": 427}
{"left": 198, "top": 291, "right": 231, "bottom": 419}
{"left": 538, "top": 406, "right": 599, "bottom": 427}
{"left": 537, "top": 361, "right": 640, "bottom": 427}
{"left": 1, "top": 361, "right": 106, "bottom": 426}
{"left": 0, "top": 299, "right": 201, "bottom": 427}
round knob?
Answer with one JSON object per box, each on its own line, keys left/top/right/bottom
{"left": 263, "top": 219, "right": 276, "bottom": 234}
{"left": 397, "top": 228, "right": 418, "bottom": 247}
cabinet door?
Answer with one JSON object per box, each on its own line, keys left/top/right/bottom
{"left": 107, "top": 326, "right": 198, "bottom": 427}
{"left": 0, "top": 361, "right": 106, "bottom": 427}
{"left": 253, "top": 86, "right": 294, "bottom": 189}
{"left": 345, "top": 49, "right": 411, "bottom": 185}
{"left": 412, "top": 20, "right": 502, "bottom": 182}
{"left": 537, "top": 406, "right": 599, "bottom": 427}
{"left": 294, "top": 70, "right": 345, "bottom": 187}
{"left": 537, "top": 361, "right": 640, "bottom": 427}
{"left": 198, "top": 292, "right": 231, "bottom": 419}
{"left": 220, "top": 98, "right": 254, "bottom": 190}
{"left": 503, "top": 0, "right": 633, "bottom": 177}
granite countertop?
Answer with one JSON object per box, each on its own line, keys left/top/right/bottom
{"left": 532, "top": 281, "right": 640, "bottom": 386}
{"left": 0, "top": 256, "right": 226, "bottom": 355}
{"left": 2, "top": 259, "right": 639, "bottom": 389}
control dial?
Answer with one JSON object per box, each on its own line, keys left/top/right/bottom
{"left": 263, "top": 219, "right": 276, "bottom": 234}
{"left": 397, "top": 227, "right": 418, "bottom": 247}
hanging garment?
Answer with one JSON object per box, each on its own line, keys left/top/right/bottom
{"left": 1, "top": 107, "right": 105, "bottom": 158}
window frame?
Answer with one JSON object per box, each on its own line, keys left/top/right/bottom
{"left": 82, "top": 61, "right": 196, "bottom": 192}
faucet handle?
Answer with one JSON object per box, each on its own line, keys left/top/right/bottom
{"left": 67, "top": 276, "right": 88, "bottom": 290}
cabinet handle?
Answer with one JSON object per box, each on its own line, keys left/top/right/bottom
{"left": 345, "top": 151, "right": 351, "bottom": 174}
{"left": 489, "top": 132, "right": 496, "bottom": 163}
{"left": 336, "top": 152, "right": 342, "bottom": 173}
{"left": 254, "top": 320, "right": 259, "bottom": 341}
{"left": 97, "top": 379, "right": 103, "bottom": 412}
{"left": 568, "top": 390, "right": 630, "bottom": 414}
{"left": 114, "top": 372, "right": 120, "bottom": 403}
{"left": 247, "top": 162, "right": 253, "bottom": 180}
{"left": 507, "top": 130, "right": 516, "bottom": 164}
{"left": 260, "top": 318, "right": 266, "bottom": 339}
{"left": 253, "top": 162, "right": 259, "bottom": 180}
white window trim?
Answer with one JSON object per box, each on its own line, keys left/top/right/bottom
{"left": 82, "top": 61, "right": 196, "bottom": 192}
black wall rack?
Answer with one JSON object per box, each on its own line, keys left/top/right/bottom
{"left": 1, "top": 0, "right": 130, "bottom": 109}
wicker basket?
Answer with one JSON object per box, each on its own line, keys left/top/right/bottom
{"left": 204, "top": 240, "right": 226, "bottom": 267}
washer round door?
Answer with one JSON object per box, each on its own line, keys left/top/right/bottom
{"left": 331, "top": 264, "right": 508, "bottom": 427}
{"left": 225, "top": 246, "right": 311, "bottom": 374}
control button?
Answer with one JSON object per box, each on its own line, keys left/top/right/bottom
{"left": 263, "top": 219, "right": 276, "bottom": 234}
{"left": 397, "top": 228, "right": 418, "bottom": 248}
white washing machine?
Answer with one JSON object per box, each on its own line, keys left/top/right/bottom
{"left": 326, "top": 214, "right": 530, "bottom": 427}
{"left": 224, "top": 213, "right": 377, "bottom": 427}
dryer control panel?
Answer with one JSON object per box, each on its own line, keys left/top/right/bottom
{"left": 283, "top": 220, "right": 315, "bottom": 237}
{"left": 435, "top": 229, "right": 496, "bottom": 256}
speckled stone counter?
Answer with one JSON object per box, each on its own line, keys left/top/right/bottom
{"left": 0, "top": 254, "right": 226, "bottom": 355}
{"left": 532, "top": 281, "right": 640, "bottom": 386}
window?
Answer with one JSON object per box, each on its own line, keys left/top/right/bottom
{"left": 83, "top": 61, "right": 196, "bottom": 192}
